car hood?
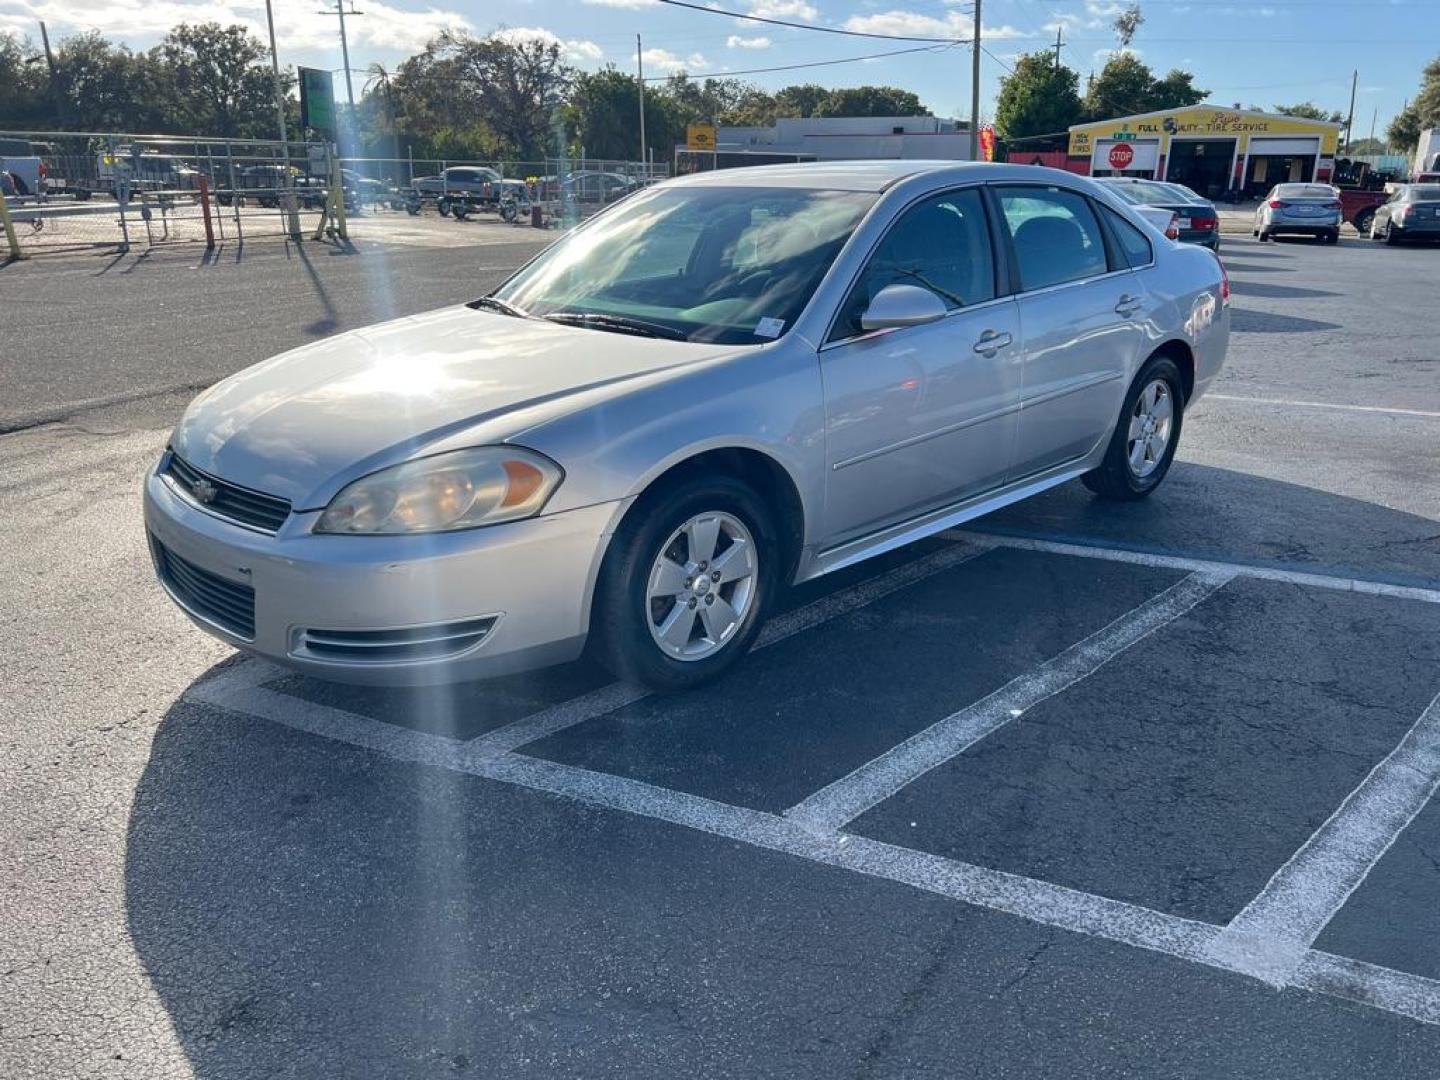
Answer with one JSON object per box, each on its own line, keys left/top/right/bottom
{"left": 172, "top": 306, "right": 730, "bottom": 509}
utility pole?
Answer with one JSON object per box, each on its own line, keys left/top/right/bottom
{"left": 970, "top": 0, "right": 982, "bottom": 161}
{"left": 1343, "top": 68, "right": 1357, "bottom": 155}
{"left": 1369, "top": 107, "right": 1377, "bottom": 149}
{"left": 1053, "top": 25, "right": 1064, "bottom": 73}
{"left": 264, "top": 0, "right": 288, "bottom": 147}
{"left": 317, "top": 0, "right": 362, "bottom": 110}
{"left": 637, "top": 35, "right": 648, "bottom": 172}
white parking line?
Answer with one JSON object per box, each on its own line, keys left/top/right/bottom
{"left": 181, "top": 662, "right": 1440, "bottom": 1026}
{"left": 1205, "top": 393, "right": 1440, "bottom": 420}
{"left": 783, "top": 570, "right": 1233, "bottom": 835}
{"left": 1207, "top": 691, "right": 1440, "bottom": 985}
{"left": 460, "top": 539, "right": 995, "bottom": 764}
{"left": 947, "top": 532, "right": 1440, "bottom": 606}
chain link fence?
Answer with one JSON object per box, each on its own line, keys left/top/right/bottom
{"left": 1, "top": 131, "right": 666, "bottom": 258}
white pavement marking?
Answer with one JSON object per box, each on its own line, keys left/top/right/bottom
{"left": 1207, "top": 691, "right": 1440, "bottom": 985}
{"left": 783, "top": 570, "right": 1234, "bottom": 835}
{"left": 182, "top": 663, "right": 1440, "bottom": 1026}
{"left": 948, "top": 532, "right": 1440, "bottom": 606}
{"left": 1205, "top": 393, "right": 1440, "bottom": 420}
{"left": 460, "top": 540, "right": 994, "bottom": 764}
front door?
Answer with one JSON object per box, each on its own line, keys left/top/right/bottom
{"left": 819, "top": 186, "right": 1022, "bottom": 545}
{"left": 990, "top": 185, "right": 1149, "bottom": 480}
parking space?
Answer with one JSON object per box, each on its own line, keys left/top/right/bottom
{"left": 5, "top": 230, "right": 1440, "bottom": 1077}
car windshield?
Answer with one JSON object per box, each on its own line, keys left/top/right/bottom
{"left": 1407, "top": 185, "right": 1440, "bottom": 200}
{"left": 1160, "top": 182, "right": 1204, "bottom": 202}
{"left": 1276, "top": 184, "right": 1336, "bottom": 199}
{"left": 1105, "top": 180, "right": 1184, "bottom": 205}
{"left": 491, "top": 185, "right": 876, "bottom": 345}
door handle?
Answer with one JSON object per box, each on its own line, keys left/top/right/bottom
{"left": 972, "top": 330, "right": 1013, "bottom": 355}
{"left": 1115, "top": 294, "right": 1143, "bottom": 317}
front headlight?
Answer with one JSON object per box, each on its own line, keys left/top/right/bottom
{"left": 315, "top": 447, "right": 563, "bottom": 535}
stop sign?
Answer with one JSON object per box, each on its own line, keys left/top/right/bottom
{"left": 1108, "top": 142, "right": 1135, "bottom": 170}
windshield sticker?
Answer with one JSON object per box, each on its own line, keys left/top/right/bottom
{"left": 754, "top": 317, "right": 785, "bottom": 339}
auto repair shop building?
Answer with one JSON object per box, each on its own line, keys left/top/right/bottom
{"left": 1066, "top": 106, "right": 1342, "bottom": 199}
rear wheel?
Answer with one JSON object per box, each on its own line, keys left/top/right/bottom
{"left": 437, "top": 197, "right": 452, "bottom": 217}
{"left": 1325, "top": 229, "right": 1339, "bottom": 245}
{"left": 1354, "top": 208, "right": 1376, "bottom": 236}
{"left": 1083, "top": 356, "right": 1185, "bottom": 501}
{"left": 590, "top": 475, "right": 778, "bottom": 690}
{"left": 1385, "top": 222, "right": 1401, "bottom": 245}
{"left": 1258, "top": 229, "right": 1271, "bottom": 242}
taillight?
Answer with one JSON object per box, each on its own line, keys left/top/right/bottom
{"left": 1268, "top": 200, "right": 1288, "bottom": 209}
{"left": 1325, "top": 201, "right": 1341, "bottom": 210}
{"left": 1215, "top": 253, "right": 1230, "bottom": 306}
{"left": 38, "top": 162, "right": 46, "bottom": 177}
{"left": 1165, "top": 213, "right": 1180, "bottom": 240}
{"left": 1191, "top": 215, "right": 1218, "bottom": 230}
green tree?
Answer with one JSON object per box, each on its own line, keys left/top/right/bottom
{"left": 569, "top": 67, "right": 647, "bottom": 160}
{"left": 994, "top": 52, "right": 1082, "bottom": 141}
{"left": 0, "top": 35, "right": 50, "bottom": 127}
{"left": 772, "top": 84, "right": 829, "bottom": 118}
{"left": 1412, "top": 55, "right": 1440, "bottom": 129}
{"left": 1084, "top": 53, "right": 1155, "bottom": 119}
{"left": 1272, "top": 101, "right": 1343, "bottom": 123}
{"left": 1113, "top": 4, "right": 1145, "bottom": 49}
{"left": 149, "top": 24, "right": 279, "bottom": 138}
{"left": 818, "top": 85, "right": 928, "bottom": 117}
{"left": 1149, "top": 69, "right": 1207, "bottom": 111}
{"left": 1388, "top": 103, "right": 1423, "bottom": 152}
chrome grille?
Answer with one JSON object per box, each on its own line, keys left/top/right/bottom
{"left": 295, "top": 617, "right": 498, "bottom": 664}
{"left": 164, "top": 452, "right": 291, "bottom": 533}
{"left": 152, "top": 538, "right": 256, "bottom": 640}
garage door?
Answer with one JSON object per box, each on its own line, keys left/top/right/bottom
{"left": 1249, "top": 137, "right": 1320, "bottom": 156}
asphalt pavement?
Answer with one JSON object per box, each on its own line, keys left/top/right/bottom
{"left": 3, "top": 231, "right": 1440, "bottom": 1079}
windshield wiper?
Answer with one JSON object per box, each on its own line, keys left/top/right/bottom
{"left": 468, "top": 295, "right": 530, "bottom": 318}
{"left": 542, "top": 311, "right": 688, "bottom": 341}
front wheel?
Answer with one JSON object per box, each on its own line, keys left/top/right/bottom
{"left": 589, "top": 476, "right": 778, "bottom": 690}
{"left": 1354, "top": 208, "right": 1376, "bottom": 236}
{"left": 1083, "top": 356, "right": 1185, "bottom": 501}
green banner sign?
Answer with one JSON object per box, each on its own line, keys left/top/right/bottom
{"left": 299, "top": 67, "right": 335, "bottom": 137}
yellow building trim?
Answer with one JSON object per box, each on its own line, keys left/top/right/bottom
{"left": 1068, "top": 106, "right": 1340, "bottom": 159}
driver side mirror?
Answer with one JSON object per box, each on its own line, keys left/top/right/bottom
{"left": 860, "top": 283, "right": 948, "bottom": 331}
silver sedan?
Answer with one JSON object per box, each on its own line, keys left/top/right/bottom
{"left": 145, "top": 162, "right": 1230, "bottom": 690}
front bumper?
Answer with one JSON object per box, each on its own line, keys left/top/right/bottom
{"left": 144, "top": 462, "right": 626, "bottom": 685}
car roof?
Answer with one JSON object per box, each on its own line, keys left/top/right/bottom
{"left": 665, "top": 160, "right": 1067, "bottom": 193}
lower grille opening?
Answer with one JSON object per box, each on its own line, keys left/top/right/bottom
{"left": 152, "top": 537, "right": 256, "bottom": 640}
{"left": 295, "top": 617, "right": 498, "bottom": 664}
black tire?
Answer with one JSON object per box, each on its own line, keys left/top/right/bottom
{"left": 1385, "top": 223, "right": 1401, "bottom": 246}
{"left": 437, "top": 197, "right": 452, "bottom": 217}
{"left": 1354, "top": 208, "right": 1375, "bottom": 236}
{"left": 1258, "top": 229, "right": 1270, "bottom": 242}
{"left": 589, "top": 473, "right": 780, "bottom": 691}
{"left": 1325, "top": 229, "right": 1339, "bottom": 245}
{"left": 1082, "top": 355, "right": 1185, "bottom": 501}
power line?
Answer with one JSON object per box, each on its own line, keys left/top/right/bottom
{"left": 643, "top": 42, "right": 961, "bottom": 82}
{"left": 655, "top": 0, "right": 966, "bottom": 44}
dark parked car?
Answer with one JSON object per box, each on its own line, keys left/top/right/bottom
{"left": 1369, "top": 184, "right": 1440, "bottom": 244}
{"left": 1096, "top": 177, "right": 1220, "bottom": 249}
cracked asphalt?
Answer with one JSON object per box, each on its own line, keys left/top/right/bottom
{"left": 3, "top": 232, "right": 1440, "bottom": 1078}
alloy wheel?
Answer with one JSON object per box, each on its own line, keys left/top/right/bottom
{"left": 1127, "top": 379, "right": 1174, "bottom": 479}
{"left": 645, "top": 511, "right": 758, "bottom": 661}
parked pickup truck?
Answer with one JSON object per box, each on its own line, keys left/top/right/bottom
{"left": 1337, "top": 188, "right": 1389, "bottom": 235}
{"left": 411, "top": 166, "right": 528, "bottom": 213}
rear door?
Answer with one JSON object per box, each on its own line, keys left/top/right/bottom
{"left": 990, "top": 184, "right": 1151, "bottom": 480}
{"left": 819, "top": 185, "right": 1022, "bottom": 544}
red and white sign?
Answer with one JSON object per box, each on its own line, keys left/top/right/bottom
{"left": 1092, "top": 139, "right": 1159, "bottom": 174}
{"left": 1108, "top": 142, "right": 1135, "bottom": 169}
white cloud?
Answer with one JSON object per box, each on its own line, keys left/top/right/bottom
{"left": 1085, "top": 1, "right": 1126, "bottom": 16}
{"left": 642, "top": 46, "right": 709, "bottom": 73}
{"left": 726, "top": 34, "right": 771, "bottom": 49}
{"left": 746, "top": 0, "right": 817, "bottom": 18}
{"left": 1093, "top": 46, "right": 1141, "bottom": 64}
{"left": 842, "top": 10, "right": 1027, "bottom": 40}
{"left": 581, "top": 0, "right": 658, "bottom": 8}
{"left": 1044, "top": 12, "right": 1105, "bottom": 33}
{"left": 0, "top": 0, "right": 473, "bottom": 54}
{"left": 493, "top": 26, "right": 603, "bottom": 63}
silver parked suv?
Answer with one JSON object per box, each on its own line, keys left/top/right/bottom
{"left": 146, "top": 162, "right": 1230, "bottom": 689}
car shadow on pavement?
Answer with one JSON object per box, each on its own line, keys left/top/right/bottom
{"left": 123, "top": 465, "right": 1440, "bottom": 1078}
{"left": 1229, "top": 308, "right": 1343, "bottom": 334}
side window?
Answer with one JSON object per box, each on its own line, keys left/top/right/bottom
{"left": 994, "top": 186, "right": 1110, "bottom": 291}
{"left": 1101, "top": 205, "right": 1153, "bottom": 267}
{"left": 831, "top": 187, "right": 995, "bottom": 341}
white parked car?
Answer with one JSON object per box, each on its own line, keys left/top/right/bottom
{"left": 146, "top": 162, "right": 1230, "bottom": 689}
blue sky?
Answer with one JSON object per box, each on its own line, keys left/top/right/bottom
{"left": 1, "top": 0, "right": 1430, "bottom": 137}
